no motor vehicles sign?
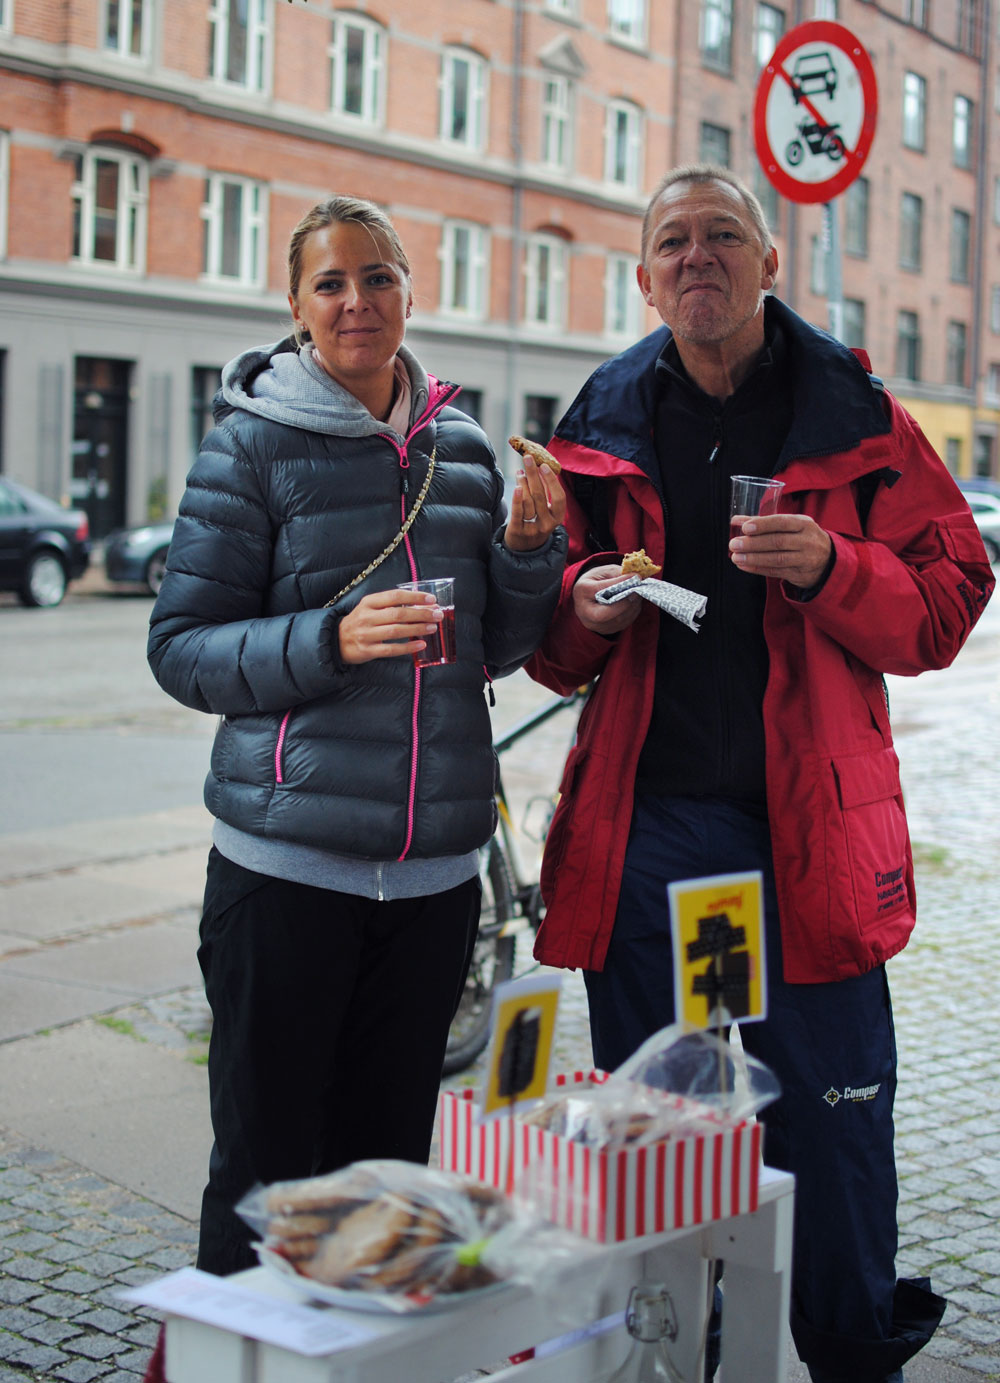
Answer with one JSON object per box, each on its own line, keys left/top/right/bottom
{"left": 754, "top": 21, "right": 878, "bottom": 204}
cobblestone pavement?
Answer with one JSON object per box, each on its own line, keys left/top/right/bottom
{"left": 1, "top": 613, "right": 999, "bottom": 1379}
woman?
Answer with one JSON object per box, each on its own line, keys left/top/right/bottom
{"left": 147, "top": 195, "right": 566, "bottom": 1276}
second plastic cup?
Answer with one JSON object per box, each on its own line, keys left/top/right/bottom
{"left": 397, "top": 578, "right": 456, "bottom": 667}
{"left": 729, "top": 475, "right": 785, "bottom": 544}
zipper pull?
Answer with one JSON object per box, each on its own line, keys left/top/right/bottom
{"left": 484, "top": 665, "right": 496, "bottom": 706}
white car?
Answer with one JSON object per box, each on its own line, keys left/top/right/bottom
{"left": 961, "top": 488, "right": 1000, "bottom": 564}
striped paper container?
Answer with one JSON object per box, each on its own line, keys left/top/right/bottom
{"left": 438, "top": 1071, "right": 762, "bottom": 1243}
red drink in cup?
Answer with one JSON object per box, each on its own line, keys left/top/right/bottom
{"left": 415, "top": 602, "right": 456, "bottom": 667}
{"left": 396, "top": 578, "right": 457, "bottom": 668}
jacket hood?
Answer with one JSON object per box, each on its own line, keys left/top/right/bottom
{"left": 218, "top": 336, "right": 431, "bottom": 438}
{"left": 556, "top": 296, "right": 890, "bottom": 474}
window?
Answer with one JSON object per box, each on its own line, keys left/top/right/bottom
{"left": 191, "top": 366, "right": 223, "bottom": 459}
{"left": 699, "top": 121, "right": 731, "bottom": 167}
{"left": 953, "top": 96, "right": 973, "bottom": 168}
{"left": 541, "top": 77, "right": 573, "bottom": 171}
{"left": 604, "top": 100, "right": 642, "bottom": 189}
{"left": 103, "top": 0, "right": 150, "bottom": 58}
{"left": 973, "top": 433, "right": 994, "bottom": 476}
{"left": 439, "top": 49, "right": 487, "bottom": 152}
{"left": 701, "top": 0, "right": 733, "bottom": 71}
{"left": 545, "top": 0, "right": 577, "bottom": 12}
{"left": 957, "top": 0, "right": 979, "bottom": 53}
{"left": 987, "top": 365, "right": 1000, "bottom": 404}
{"left": 902, "top": 72, "right": 926, "bottom": 150}
{"left": 991, "top": 286, "right": 1000, "bottom": 334}
{"left": 209, "top": 0, "right": 269, "bottom": 92}
{"left": 843, "top": 176, "right": 868, "bottom": 256}
{"left": 0, "top": 0, "right": 11, "bottom": 30}
{"left": 608, "top": 0, "right": 646, "bottom": 44}
{"left": 896, "top": 310, "right": 920, "bottom": 381}
{"left": 945, "top": 437, "right": 961, "bottom": 472}
{"left": 753, "top": 166, "right": 780, "bottom": 236}
{"left": 454, "top": 389, "right": 483, "bottom": 424}
{"left": 72, "top": 147, "right": 147, "bottom": 272}
{"left": 605, "top": 252, "right": 641, "bottom": 340}
{"left": 951, "top": 208, "right": 971, "bottom": 282}
{"left": 813, "top": 0, "right": 837, "bottom": 15}
{"left": 524, "top": 234, "right": 567, "bottom": 328}
{"left": 201, "top": 175, "right": 266, "bottom": 286}
{"left": 754, "top": 4, "right": 784, "bottom": 70}
{"left": 903, "top": 0, "right": 926, "bottom": 26}
{"left": 842, "top": 298, "right": 866, "bottom": 350}
{"left": 809, "top": 235, "right": 828, "bottom": 297}
{"left": 899, "top": 192, "right": 923, "bottom": 271}
{"left": 947, "top": 322, "right": 968, "bottom": 387}
{"left": 439, "top": 221, "right": 488, "bottom": 319}
{"left": 994, "top": 176, "right": 1000, "bottom": 225}
{"left": 522, "top": 395, "right": 558, "bottom": 445}
{"left": 329, "top": 13, "right": 384, "bottom": 124}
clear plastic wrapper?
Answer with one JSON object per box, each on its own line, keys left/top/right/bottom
{"left": 237, "top": 1158, "right": 601, "bottom": 1315}
{"left": 521, "top": 1025, "right": 780, "bottom": 1151}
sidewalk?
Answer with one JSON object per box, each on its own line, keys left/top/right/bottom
{"left": 1, "top": 610, "right": 998, "bottom": 1379}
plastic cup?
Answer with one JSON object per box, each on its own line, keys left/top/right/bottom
{"left": 729, "top": 475, "right": 785, "bottom": 544}
{"left": 397, "top": 578, "right": 456, "bottom": 667}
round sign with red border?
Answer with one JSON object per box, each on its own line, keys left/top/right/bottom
{"left": 754, "top": 21, "right": 877, "bottom": 204}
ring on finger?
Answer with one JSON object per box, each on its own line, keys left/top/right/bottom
{"left": 523, "top": 515, "right": 539, "bottom": 523}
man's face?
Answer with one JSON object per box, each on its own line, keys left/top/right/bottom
{"left": 638, "top": 179, "right": 778, "bottom": 348}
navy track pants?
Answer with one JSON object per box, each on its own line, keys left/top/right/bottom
{"left": 584, "top": 796, "right": 944, "bottom": 1383}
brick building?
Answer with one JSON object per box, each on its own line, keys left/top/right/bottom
{"left": 0, "top": 0, "right": 996, "bottom": 536}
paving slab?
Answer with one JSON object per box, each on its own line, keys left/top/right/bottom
{"left": 0, "top": 806, "right": 212, "bottom": 881}
{"left": 0, "top": 917, "right": 201, "bottom": 1040}
{"left": 0, "top": 1024, "right": 209, "bottom": 1220}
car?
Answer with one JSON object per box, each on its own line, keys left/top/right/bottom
{"left": 791, "top": 50, "right": 839, "bottom": 102}
{"left": 104, "top": 519, "right": 175, "bottom": 595}
{"left": 960, "top": 488, "right": 1000, "bottom": 564}
{"left": 0, "top": 476, "right": 91, "bottom": 607}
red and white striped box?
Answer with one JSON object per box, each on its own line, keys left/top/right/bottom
{"left": 438, "top": 1071, "right": 762, "bottom": 1244}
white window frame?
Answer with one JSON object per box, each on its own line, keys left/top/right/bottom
{"left": 541, "top": 75, "right": 573, "bottom": 171}
{"left": 604, "top": 99, "right": 642, "bottom": 190}
{"left": 753, "top": 4, "right": 784, "bottom": 71}
{"left": 953, "top": 95, "right": 973, "bottom": 168}
{"left": 101, "top": 0, "right": 151, "bottom": 60}
{"left": 71, "top": 147, "right": 147, "bottom": 273}
{"left": 608, "top": 0, "right": 646, "bottom": 45}
{"left": 990, "top": 285, "right": 1000, "bottom": 335}
{"left": 813, "top": 0, "right": 837, "bottom": 16}
{"left": 545, "top": 0, "right": 578, "bottom": 14}
{"left": 439, "top": 48, "right": 487, "bottom": 153}
{"left": 439, "top": 221, "right": 489, "bottom": 319}
{"left": 523, "top": 234, "right": 567, "bottom": 330}
{"left": 902, "top": 72, "right": 926, "bottom": 150}
{"left": 329, "top": 12, "right": 384, "bottom": 125}
{"left": 0, "top": 131, "right": 7, "bottom": 260}
{"left": 605, "top": 252, "right": 641, "bottom": 341}
{"left": 200, "top": 174, "right": 267, "bottom": 288}
{"left": 0, "top": 0, "right": 10, "bottom": 32}
{"left": 209, "top": 0, "right": 270, "bottom": 94}
{"left": 903, "top": 0, "right": 926, "bottom": 26}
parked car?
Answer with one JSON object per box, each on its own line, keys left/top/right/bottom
{"left": 0, "top": 477, "right": 91, "bottom": 607}
{"left": 104, "top": 520, "right": 174, "bottom": 595}
{"left": 960, "top": 488, "right": 1000, "bottom": 564}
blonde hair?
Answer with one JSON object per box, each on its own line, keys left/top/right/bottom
{"left": 641, "top": 164, "right": 774, "bottom": 264}
{"left": 288, "top": 196, "right": 411, "bottom": 343}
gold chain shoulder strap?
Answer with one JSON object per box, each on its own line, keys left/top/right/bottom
{"left": 324, "top": 448, "right": 436, "bottom": 609}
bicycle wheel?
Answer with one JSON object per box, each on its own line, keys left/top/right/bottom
{"left": 442, "top": 838, "right": 516, "bottom": 1076}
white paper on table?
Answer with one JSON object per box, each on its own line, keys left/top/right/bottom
{"left": 118, "top": 1267, "right": 377, "bottom": 1356}
{"left": 595, "top": 574, "right": 707, "bottom": 631}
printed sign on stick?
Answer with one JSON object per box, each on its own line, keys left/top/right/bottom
{"left": 754, "top": 21, "right": 878, "bottom": 204}
{"left": 481, "top": 973, "right": 561, "bottom": 1118}
{"left": 668, "top": 872, "right": 767, "bottom": 1030}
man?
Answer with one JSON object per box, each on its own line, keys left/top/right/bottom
{"left": 526, "top": 165, "right": 993, "bottom": 1383}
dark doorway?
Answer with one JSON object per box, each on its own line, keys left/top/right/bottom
{"left": 73, "top": 357, "right": 131, "bottom": 539}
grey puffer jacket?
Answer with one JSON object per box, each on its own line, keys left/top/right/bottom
{"left": 147, "top": 338, "right": 567, "bottom": 862}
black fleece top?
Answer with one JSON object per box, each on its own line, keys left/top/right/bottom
{"left": 634, "top": 323, "right": 794, "bottom": 803}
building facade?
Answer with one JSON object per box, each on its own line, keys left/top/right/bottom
{"left": 0, "top": 0, "right": 996, "bottom": 536}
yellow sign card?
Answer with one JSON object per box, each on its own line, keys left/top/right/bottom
{"left": 481, "top": 974, "right": 562, "bottom": 1118}
{"left": 667, "top": 871, "right": 767, "bottom": 1029}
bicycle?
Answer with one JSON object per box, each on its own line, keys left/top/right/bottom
{"left": 441, "top": 684, "right": 590, "bottom": 1075}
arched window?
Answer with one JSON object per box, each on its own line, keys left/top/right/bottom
{"left": 71, "top": 146, "right": 148, "bottom": 272}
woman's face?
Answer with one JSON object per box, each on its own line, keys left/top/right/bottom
{"left": 289, "top": 221, "right": 412, "bottom": 397}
